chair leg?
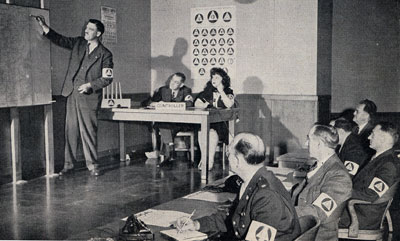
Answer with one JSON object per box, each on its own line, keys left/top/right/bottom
{"left": 222, "top": 143, "right": 226, "bottom": 171}
{"left": 387, "top": 210, "right": 393, "bottom": 233}
{"left": 190, "top": 133, "right": 195, "bottom": 163}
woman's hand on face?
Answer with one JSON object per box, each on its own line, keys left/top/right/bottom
{"left": 216, "top": 84, "right": 224, "bottom": 93}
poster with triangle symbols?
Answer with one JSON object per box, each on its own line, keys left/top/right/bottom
{"left": 191, "top": 6, "right": 236, "bottom": 83}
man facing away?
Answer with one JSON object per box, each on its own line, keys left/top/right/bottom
{"left": 333, "top": 118, "right": 369, "bottom": 178}
{"left": 35, "top": 16, "right": 113, "bottom": 176}
{"left": 291, "top": 124, "right": 352, "bottom": 241}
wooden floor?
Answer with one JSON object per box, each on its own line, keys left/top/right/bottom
{"left": 0, "top": 154, "right": 226, "bottom": 240}
{"left": 1, "top": 153, "right": 399, "bottom": 240}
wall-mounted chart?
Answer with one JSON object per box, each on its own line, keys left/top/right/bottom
{"left": 191, "top": 6, "right": 236, "bottom": 83}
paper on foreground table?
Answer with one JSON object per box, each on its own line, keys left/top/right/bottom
{"left": 134, "top": 209, "right": 191, "bottom": 227}
{"left": 160, "top": 229, "right": 207, "bottom": 241}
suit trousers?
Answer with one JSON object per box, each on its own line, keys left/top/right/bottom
{"left": 64, "top": 90, "right": 98, "bottom": 171}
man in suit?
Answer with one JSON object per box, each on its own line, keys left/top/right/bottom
{"left": 174, "top": 133, "right": 301, "bottom": 241}
{"left": 35, "top": 17, "right": 113, "bottom": 176}
{"left": 353, "top": 99, "right": 377, "bottom": 157}
{"left": 340, "top": 121, "right": 400, "bottom": 229}
{"left": 333, "top": 118, "right": 369, "bottom": 177}
{"left": 145, "top": 73, "right": 193, "bottom": 166}
{"left": 292, "top": 124, "right": 352, "bottom": 241}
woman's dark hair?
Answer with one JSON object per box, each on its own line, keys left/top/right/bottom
{"left": 210, "top": 67, "right": 231, "bottom": 89}
{"left": 88, "top": 19, "right": 105, "bottom": 35}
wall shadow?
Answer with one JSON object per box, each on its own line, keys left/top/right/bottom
{"left": 151, "top": 38, "right": 192, "bottom": 92}
{"left": 236, "top": 76, "right": 301, "bottom": 161}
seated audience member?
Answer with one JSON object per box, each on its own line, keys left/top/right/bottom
{"left": 333, "top": 118, "right": 369, "bottom": 177}
{"left": 143, "top": 72, "right": 193, "bottom": 166}
{"left": 195, "top": 67, "right": 234, "bottom": 171}
{"left": 353, "top": 99, "right": 377, "bottom": 157}
{"left": 339, "top": 121, "right": 400, "bottom": 229}
{"left": 291, "top": 124, "right": 352, "bottom": 241}
{"left": 174, "top": 133, "right": 301, "bottom": 241}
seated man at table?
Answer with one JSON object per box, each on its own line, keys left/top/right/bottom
{"left": 143, "top": 72, "right": 193, "bottom": 166}
{"left": 339, "top": 121, "right": 400, "bottom": 229}
{"left": 174, "top": 133, "right": 301, "bottom": 241}
{"left": 291, "top": 124, "right": 352, "bottom": 241}
{"left": 333, "top": 118, "right": 369, "bottom": 177}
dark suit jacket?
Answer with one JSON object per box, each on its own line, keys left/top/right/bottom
{"left": 150, "top": 85, "right": 193, "bottom": 107}
{"left": 292, "top": 154, "right": 352, "bottom": 241}
{"left": 338, "top": 133, "right": 369, "bottom": 177}
{"left": 198, "top": 167, "right": 301, "bottom": 241}
{"left": 340, "top": 149, "right": 400, "bottom": 229}
{"left": 46, "top": 29, "right": 114, "bottom": 98}
{"left": 357, "top": 121, "right": 375, "bottom": 157}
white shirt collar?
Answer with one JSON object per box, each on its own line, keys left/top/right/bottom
{"left": 358, "top": 122, "right": 368, "bottom": 134}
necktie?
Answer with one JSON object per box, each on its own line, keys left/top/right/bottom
{"left": 87, "top": 43, "right": 91, "bottom": 56}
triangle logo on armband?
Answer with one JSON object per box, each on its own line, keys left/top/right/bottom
{"left": 368, "top": 177, "right": 389, "bottom": 197}
{"left": 344, "top": 161, "right": 359, "bottom": 175}
{"left": 102, "top": 68, "right": 113, "bottom": 78}
{"left": 245, "top": 220, "right": 277, "bottom": 241}
{"left": 312, "top": 192, "right": 337, "bottom": 217}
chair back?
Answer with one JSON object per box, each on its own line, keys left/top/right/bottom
{"left": 294, "top": 215, "right": 320, "bottom": 241}
{"left": 376, "top": 181, "right": 399, "bottom": 229}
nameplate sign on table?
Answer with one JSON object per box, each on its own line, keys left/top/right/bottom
{"left": 155, "top": 102, "right": 186, "bottom": 111}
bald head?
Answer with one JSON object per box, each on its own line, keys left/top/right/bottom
{"left": 231, "top": 133, "right": 266, "bottom": 165}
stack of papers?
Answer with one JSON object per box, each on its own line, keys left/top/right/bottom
{"left": 160, "top": 229, "right": 207, "bottom": 241}
{"left": 135, "top": 209, "right": 190, "bottom": 227}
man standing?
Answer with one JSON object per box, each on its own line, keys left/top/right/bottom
{"left": 35, "top": 17, "right": 113, "bottom": 176}
{"left": 292, "top": 125, "right": 352, "bottom": 241}
{"left": 340, "top": 121, "right": 400, "bottom": 229}
{"left": 353, "top": 99, "right": 377, "bottom": 157}
{"left": 333, "top": 118, "right": 369, "bottom": 177}
{"left": 174, "top": 133, "right": 300, "bottom": 241}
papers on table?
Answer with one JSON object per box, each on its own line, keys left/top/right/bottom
{"left": 160, "top": 229, "right": 207, "bottom": 241}
{"left": 135, "top": 209, "right": 190, "bottom": 227}
{"left": 183, "top": 191, "right": 235, "bottom": 203}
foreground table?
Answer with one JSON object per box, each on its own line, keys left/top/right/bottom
{"left": 131, "top": 166, "right": 303, "bottom": 240}
{"left": 99, "top": 107, "right": 239, "bottom": 182}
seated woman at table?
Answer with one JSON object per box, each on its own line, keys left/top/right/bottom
{"left": 195, "top": 67, "right": 234, "bottom": 171}
{"left": 142, "top": 72, "right": 193, "bottom": 166}
{"left": 173, "top": 133, "right": 301, "bottom": 241}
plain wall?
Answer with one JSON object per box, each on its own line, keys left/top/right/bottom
{"left": 331, "top": 0, "right": 400, "bottom": 113}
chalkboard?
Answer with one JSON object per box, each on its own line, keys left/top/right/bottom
{"left": 0, "top": 4, "right": 51, "bottom": 108}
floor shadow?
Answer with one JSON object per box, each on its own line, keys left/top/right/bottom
{"left": 151, "top": 38, "right": 192, "bottom": 92}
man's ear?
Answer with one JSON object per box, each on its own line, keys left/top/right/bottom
{"left": 96, "top": 31, "right": 101, "bottom": 38}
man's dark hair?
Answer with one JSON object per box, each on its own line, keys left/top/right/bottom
{"left": 234, "top": 134, "right": 265, "bottom": 165}
{"left": 359, "top": 99, "right": 377, "bottom": 117}
{"left": 334, "top": 118, "right": 357, "bottom": 133}
{"left": 88, "top": 19, "right": 105, "bottom": 35}
{"left": 376, "top": 121, "right": 399, "bottom": 144}
{"left": 166, "top": 72, "right": 186, "bottom": 85}
{"left": 210, "top": 67, "right": 231, "bottom": 89}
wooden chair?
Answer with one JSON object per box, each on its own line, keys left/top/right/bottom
{"left": 176, "top": 131, "right": 227, "bottom": 170}
{"left": 175, "top": 131, "right": 195, "bottom": 163}
{"left": 294, "top": 215, "right": 320, "bottom": 241}
{"left": 338, "top": 181, "right": 399, "bottom": 241}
